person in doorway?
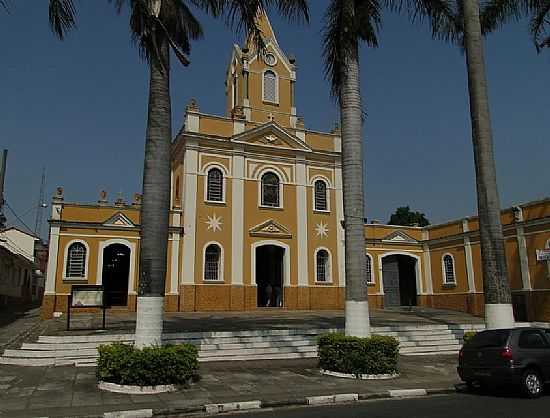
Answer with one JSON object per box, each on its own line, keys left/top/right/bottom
{"left": 265, "top": 283, "right": 273, "bottom": 307}
{"left": 273, "top": 285, "right": 282, "bottom": 307}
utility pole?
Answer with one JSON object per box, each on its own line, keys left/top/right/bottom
{"left": 0, "top": 150, "right": 7, "bottom": 230}
{"left": 34, "top": 167, "right": 46, "bottom": 237}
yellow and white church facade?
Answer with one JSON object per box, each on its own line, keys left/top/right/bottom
{"left": 41, "top": 15, "right": 550, "bottom": 322}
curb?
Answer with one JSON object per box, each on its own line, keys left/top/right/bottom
{"left": 91, "top": 385, "right": 457, "bottom": 417}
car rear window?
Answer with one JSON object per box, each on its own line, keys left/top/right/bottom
{"left": 468, "top": 330, "right": 510, "bottom": 348}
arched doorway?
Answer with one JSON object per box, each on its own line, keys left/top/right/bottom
{"left": 382, "top": 254, "right": 418, "bottom": 308}
{"left": 102, "top": 244, "right": 130, "bottom": 307}
{"left": 255, "top": 245, "right": 285, "bottom": 307}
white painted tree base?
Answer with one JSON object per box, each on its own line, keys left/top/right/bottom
{"left": 134, "top": 296, "right": 164, "bottom": 348}
{"left": 345, "top": 301, "right": 371, "bottom": 337}
{"left": 98, "top": 381, "right": 176, "bottom": 394}
{"left": 485, "top": 303, "right": 515, "bottom": 329}
{"left": 320, "top": 369, "right": 399, "bottom": 380}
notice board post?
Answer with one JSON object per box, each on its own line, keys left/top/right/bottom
{"left": 67, "top": 285, "right": 106, "bottom": 331}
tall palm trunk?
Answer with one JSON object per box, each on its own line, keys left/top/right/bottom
{"left": 135, "top": 36, "right": 172, "bottom": 348}
{"left": 462, "top": 0, "right": 514, "bottom": 329}
{"left": 340, "top": 0, "right": 371, "bottom": 337}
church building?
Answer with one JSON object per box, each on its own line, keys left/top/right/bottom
{"left": 40, "top": 14, "right": 550, "bottom": 322}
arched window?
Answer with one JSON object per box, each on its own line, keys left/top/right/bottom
{"left": 263, "top": 70, "right": 277, "bottom": 103}
{"left": 204, "top": 244, "right": 221, "bottom": 281}
{"left": 207, "top": 168, "right": 223, "bottom": 202}
{"left": 365, "top": 254, "right": 374, "bottom": 284}
{"left": 261, "top": 172, "right": 280, "bottom": 207}
{"left": 443, "top": 254, "right": 456, "bottom": 284}
{"left": 314, "top": 180, "right": 328, "bottom": 211}
{"left": 316, "top": 249, "right": 330, "bottom": 282}
{"left": 66, "top": 242, "right": 86, "bottom": 278}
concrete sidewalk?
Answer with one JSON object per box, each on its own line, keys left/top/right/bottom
{"left": 0, "top": 354, "right": 461, "bottom": 417}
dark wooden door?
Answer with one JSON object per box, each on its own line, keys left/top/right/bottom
{"left": 383, "top": 256, "right": 400, "bottom": 308}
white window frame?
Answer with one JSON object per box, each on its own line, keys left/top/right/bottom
{"left": 365, "top": 253, "right": 375, "bottom": 285}
{"left": 203, "top": 241, "right": 224, "bottom": 282}
{"left": 203, "top": 164, "right": 228, "bottom": 204}
{"left": 258, "top": 169, "right": 284, "bottom": 209}
{"left": 262, "top": 69, "right": 279, "bottom": 104}
{"left": 442, "top": 253, "right": 456, "bottom": 285}
{"left": 311, "top": 176, "right": 331, "bottom": 213}
{"left": 62, "top": 240, "right": 89, "bottom": 281}
{"left": 314, "top": 247, "right": 332, "bottom": 284}
{"left": 546, "top": 239, "right": 550, "bottom": 279}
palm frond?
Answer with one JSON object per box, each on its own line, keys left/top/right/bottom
{"left": 218, "top": 1, "right": 308, "bottom": 56}
{"left": 529, "top": 0, "right": 550, "bottom": 51}
{"left": 322, "top": 0, "right": 380, "bottom": 101}
{"left": 1, "top": 1, "right": 9, "bottom": 13}
{"left": 48, "top": 0, "right": 77, "bottom": 40}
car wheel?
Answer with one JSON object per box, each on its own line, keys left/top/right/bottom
{"left": 522, "top": 369, "right": 543, "bottom": 399}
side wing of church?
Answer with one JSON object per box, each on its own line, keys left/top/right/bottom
{"left": 40, "top": 14, "right": 550, "bottom": 322}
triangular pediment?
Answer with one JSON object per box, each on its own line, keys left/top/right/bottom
{"left": 249, "top": 219, "right": 292, "bottom": 238}
{"left": 382, "top": 230, "right": 418, "bottom": 244}
{"left": 103, "top": 212, "right": 135, "bottom": 228}
{"left": 232, "top": 123, "right": 311, "bottom": 152}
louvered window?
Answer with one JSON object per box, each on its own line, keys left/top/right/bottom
{"left": 316, "top": 250, "right": 329, "bottom": 282}
{"left": 207, "top": 168, "right": 223, "bottom": 202}
{"left": 66, "top": 243, "right": 86, "bottom": 278}
{"left": 443, "top": 255, "right": 456, "bottom": 284}
{"left": 204, "top": 244, "right": 221, "bottom": 281}
{"left": 366, "top": 254, "right": 373, "bottom": 284}
{"left": 263, "top": 70, "right": 277, "bottom": 103}
{"left": 261, "top": 172, "right": 280, "bottom": 207}
{"left": 314, "top": 180, "right": 328, "bottom": 211}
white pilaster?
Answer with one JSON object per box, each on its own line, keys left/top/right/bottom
{"left": 231, "top": 150, "right": 245, "bottom": 286}
{"left": 44, "top": 225, "right": 60, "bottom": 294}
{"left": 182, "top": 146, "right": 198, "bottom": 285}
{"left": 169, "top": 212, "right": 181, "bottom": 294}
{"left": 516, "top": 225, "right": 532, "bottom": 290}
{"left": 296, "top": 157, "right": 308, "bottom": 287}
{"left": 422, "top": 245, "right": 433, "bottom": 295}
{"left": 335, "top": 167, "right": 345, "bottom": 287}
{"left": 464, "top": 237, "right": 476, "bottom": 293}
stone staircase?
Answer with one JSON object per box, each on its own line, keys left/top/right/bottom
{"left": 0, "top": 323, "right": 486, "bottom": 367}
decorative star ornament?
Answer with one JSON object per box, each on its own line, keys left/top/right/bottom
{"left": 315, "top": 222, "right": 329, "bottom": 238}
{"left": 206, "top": 214, "right": 223, "bottom": 232}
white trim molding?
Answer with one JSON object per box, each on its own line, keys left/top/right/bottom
{"left": 365, "top": 252, "right": 375, "bottom": 285}
{"left": 262, "top": 68, "right": 279, "bottom": 104}
{"left": 231, "top": 150, "right": 245, "bottom": 285}
{"left": 95, "top": 239, "right": 136, "bottom": 295}
{"left": 251, "top": 240, "right": 291, "bottom": 287}
{"left": 203, "top": 163, "right": 228, "bottom": 204}
{"left": 258, "top": 169, "right": 284, "bottom": 209}
{"left": 296, "top": 159, "right": 309, "bottom": 287}
{"left": 379, "top": 251, "right": 424, "bottom": 296}
{"left": 62, "top": 239, "right": 90, "bottom": 282}
{"left": 441, "top": 253, "right": 457, "bottom": 286}
{"left": 311, "top": 177, "right": 331, "bottom": 213}
{"left": 314, "top": 247, "right": 332, "bottom": 284}
{"left": 202, "top": 241, "right": 224, "bottom": 282}
{"left": 44, "top": 225, "right": 60, "bottom": 294}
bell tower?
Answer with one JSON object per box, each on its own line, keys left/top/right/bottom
{"left": 225, "top": 11, "right": 298, "bottom": 128}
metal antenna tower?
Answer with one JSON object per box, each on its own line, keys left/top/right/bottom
{"left": 34, "top": 167, "right": 46, "bottom": 237}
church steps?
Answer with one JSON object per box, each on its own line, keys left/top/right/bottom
{"left": 1, "top": 324, "right": 483, "bottom": 366}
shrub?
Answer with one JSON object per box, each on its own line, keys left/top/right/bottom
{"left": 463, "top": 331, "right": 477, "bottom": 345}
{"left": 97, "top": 343, "right": 199, "bottom": 386}
{"left": 318, "top": 333, "right": 399, "bottom": 375}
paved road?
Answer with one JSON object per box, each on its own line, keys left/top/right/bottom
{"left": 230, "top": 393, "right": 550, "bottom": 418}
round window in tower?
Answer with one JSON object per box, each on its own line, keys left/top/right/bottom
{"left": 264, "top": 53, "right": 277, "bottom": 66}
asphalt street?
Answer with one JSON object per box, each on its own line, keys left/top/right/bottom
{"left": 227, "top": 393, "right": 550, "bottom": 418}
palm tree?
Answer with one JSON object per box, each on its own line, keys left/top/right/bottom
{"left": 322, "top": 0, "right": 379, "bottom": 338}
{"left": 49, "top": 0, "right": 308, "bottom": 348}
{"left": 408, "top": 0, "right": 518, "bottom": 328}
{"left": 322, "top": 0, "right": 455, "bottom": 337}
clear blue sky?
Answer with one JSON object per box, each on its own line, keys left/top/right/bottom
{"left": 1, "top": 2, "right": 548, "bottom": 239}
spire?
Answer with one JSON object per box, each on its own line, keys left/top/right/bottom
{"left": 245, "top": 8, "right": 279, "bottom": 50}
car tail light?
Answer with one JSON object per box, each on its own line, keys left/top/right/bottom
{"left": 500, "top": 347, "right": 513, "bottom": 361}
